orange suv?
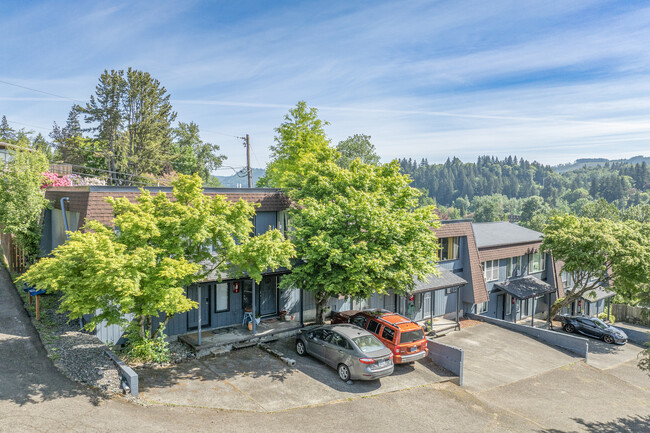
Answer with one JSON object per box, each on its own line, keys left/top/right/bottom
{"left": 331, "top": 309, "right": 428, "bottom": 364}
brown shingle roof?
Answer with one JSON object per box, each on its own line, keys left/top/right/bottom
{"left": 44, "top": 186, "right": 291, "bottom": 228}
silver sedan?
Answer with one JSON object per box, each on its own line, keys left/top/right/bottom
{"left": 295, "top": 324, "right": 394, "bottom": 381}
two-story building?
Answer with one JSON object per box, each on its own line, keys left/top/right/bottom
{"left": 472, "top": 222, "right": 559, "bottom": 325}
{"left": 555, "top": 261, "right": 615, "bottom": 318}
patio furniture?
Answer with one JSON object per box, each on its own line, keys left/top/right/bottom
{"left": 242, "top": 311, "right": 254, "bottom": 326}
{"left": 28, "top": 288, "right": 46, "bottom": 320}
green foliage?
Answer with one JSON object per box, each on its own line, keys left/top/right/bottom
{"left": 640, "top": 341, "right": 650, "bottom": 377}
{"left": 19, "top": 174, "right": 294, "bottom": 343}
{"left": 1, "top": 115, "right": 16, "bottom": 142}
{"left": 265, "top": 103, "right": 440, "bottom": 323}
{"left": 577, "top": 198, "right": 621, "bottom": 221}
{"left": 472, "top": 195, "right": 506, "bottom": 222}
{"left": 542, "top": 214, "right": 650, "bottom": 318}
{"left": 335, "top": 134, "right": 381, "bottom": 168}
{"left": 124, "top": 324, "right": 170, "bottom": 363}
{"left": 598, "top": 312, "right": 615, "bottom": 323}
{"left": 258, "top": 101, "right": 340, "bottom": 188}
{"left": 171, "top": 122, "right": 225, "bottom": 182}
{"left": 0, "top": 149, "right": 50, "bottom": 261}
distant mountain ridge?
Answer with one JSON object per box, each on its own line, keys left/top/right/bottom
{"left": 553, "top": 155, "right": 650, "bottom": 173}
{"left": 215, "top": 168, "right": 266, "bottom": 187}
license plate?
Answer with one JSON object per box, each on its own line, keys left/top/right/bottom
{"left": 410, "top": 346, "right": 417, "bottom": 352}
{"left": 378, "top": 360, "right": 386, "bottom": 367}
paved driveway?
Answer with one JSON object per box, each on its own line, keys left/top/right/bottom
{"left": 439, "top": 323, "right": 579, "bottom": 392}
{"left": 136, "top": 338, "right": 454, "bottom": 411}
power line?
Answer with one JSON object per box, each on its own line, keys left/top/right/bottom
{"left": 0, "top": 79, "right": 85, "bottom": 103}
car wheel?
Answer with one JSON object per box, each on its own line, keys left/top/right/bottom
{"left": 296, "top": 340, "right": 307, "bottom": 356}
{"left": 603, "top": 335, "right": 615, "bottom": 344}
{"left": 338, "top": 363, "right": 351, "bottom": 381}
{"left": 564, "top": 324, "right": 576, "bottom": 333}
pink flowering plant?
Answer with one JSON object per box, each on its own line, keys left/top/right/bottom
{"left": 41, "top": 171, "right": 106, "bottom": 189}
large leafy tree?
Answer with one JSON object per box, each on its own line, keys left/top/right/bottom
{"left": 171, "top": 121, "right": 225, "bottom": 183}
{"left": 542, "top": 214, "right": 650, "bottom": 321}
{"left": 264, "top": 102, "right": 440, "bottom": 323}
{"left": 0, "top": 149, "right": 50, "bottom": 261}
{"left": 335, "top": 134, "right": 380, "bottom": 168}
{"left": 0, "top": 115, "right": 16, "bottom": 142}
{"left": 19, "top": 174, "right": 294, "bottom": 340}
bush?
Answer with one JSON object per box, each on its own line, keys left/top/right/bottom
{"left": 124, "top": 324, "right": 170, "bottom": 363}
{"left": 598, "top": 312, "right": 615, "bottom": 323}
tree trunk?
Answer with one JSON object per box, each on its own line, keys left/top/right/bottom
{"left": 315, "top": 291, "right": 329, "bottom": 325}
{"left": 138, "top": 315, "right": 146, "bottom": 338}
{"left": 151, "top": 315, "right": 171, "bottom": 339}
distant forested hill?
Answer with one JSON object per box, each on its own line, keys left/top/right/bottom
{"left": 553, "top": 155, "right": 650, "bottom": 173}
{"left": 399, "top": 155, "right": 649, "bottom": 208}
{"left": 215, "top": 168, "right": 266, "bottom": 187}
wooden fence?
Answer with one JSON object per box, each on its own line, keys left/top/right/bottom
{"left": 0, "top": 232, "right": 26, "bottom": 273}
{"left": 611, "top": 304, "right": 650, "bottom": 326}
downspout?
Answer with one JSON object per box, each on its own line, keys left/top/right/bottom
{"left": 60, "top": 197, "right": 70, "bottom": 240}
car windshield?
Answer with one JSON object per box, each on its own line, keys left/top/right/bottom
{"left": 399, "top": 329, "right": 425, "bottom": 344}
{"left": 592, "top": 318, "right": 608, "bottom": 330}
{"left": 352, "top": 335, "right": 385, "bottom": 353}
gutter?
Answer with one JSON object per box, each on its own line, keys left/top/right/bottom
{"left": 60, "top": 197, "right": 70, "bottom": 239}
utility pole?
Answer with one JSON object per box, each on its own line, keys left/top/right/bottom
{"left": 245, "top": 134, "right": 252, "bottom": 188}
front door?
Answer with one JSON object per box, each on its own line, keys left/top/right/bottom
{"left": 259, "top": 276, "right": 277, "bottom": 317}
{"left": 423, "top": 292, "right": 432, "bottom": 319}
{"left": 496, "top": 294, "right": 505, "bottom": 320}
{"left": 187, "top": 284, "right": 210, "bottom": 329}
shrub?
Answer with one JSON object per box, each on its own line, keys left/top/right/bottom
{"left": 598, "top": 312, "right": 616, "bottom": 324}
{"left": 123, "top": 324, "right": 170, "bottom": 364}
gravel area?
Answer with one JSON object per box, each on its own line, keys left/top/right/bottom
{"left": 19, "top": 289, "right": 123, "bottom": 396}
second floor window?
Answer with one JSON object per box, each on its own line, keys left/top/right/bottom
{"left": 483, "top": 260, "right": 499, "bottom": 281}
{"left": 528, "top": 252, "right": 546, "bottom": 273}
{"left": 439, "top": 237, "right": 460, "bottom": 261}
{"left": 561, "top": 271, "right": 570, "bottom": 287}
{"left": 506, "top": 256, "right": 520, "bottom": 278}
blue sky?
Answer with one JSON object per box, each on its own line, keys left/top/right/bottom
{"left": 2, "top": 0, "right": 650, "bottom": 171}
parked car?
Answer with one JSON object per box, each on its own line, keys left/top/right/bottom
{"left": 331, "top": 309, "right": 428, "bottom": 364}
{"left": 295, "top": 324, "right": 394, "bottom": 381}
{"left": 561, "top": 315, "right": 628, "bottom": 344}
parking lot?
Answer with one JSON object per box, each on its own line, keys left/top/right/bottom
{"left": 439, "top": 323, "right": 580, "bottom": 392}
{"left": 136, "top": 337, "right": 454, "bottom": 412}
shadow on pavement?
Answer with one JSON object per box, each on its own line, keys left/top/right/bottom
{"left": 539, "top": 414, "right": 650, "bottom": 433}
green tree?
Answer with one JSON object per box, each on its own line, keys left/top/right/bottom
{"left": 264, "top": 103, "right": 440, "bottom": 323}
{"left": 335, "top": 134, "right": 380, "bottom": 168}
{"left": 542, "top": 214, "right": 650, "bottom": 321}
{"left": 171, "top": 121, "right": 226, "bottom": 183}
{"left": 0, "top": 149, "right": 50, "bottom": 261}
{"left": 19, "top": 174, "right": 294, "bottom": 354}
{"left": 472, "top": 195, "right": 506, "bottom": 222}
{"left": 31, "top": 133, "right": 52, "bottom": 161}
{"left": 0, "top": 115, "right": 16, "bottom": 142}
{"left": 623, "top": 204, "right": 650, "bottom": 223}
{"left": 577, "top": 198, "right": 621, "bottom": 221}
{"left": 82, "top": 69, "right": 125, "bottom": 184}
{"left": 258, "top": 101, "right": 339, "bottom": 188}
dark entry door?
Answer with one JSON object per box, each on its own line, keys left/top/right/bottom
{"left": 259, "top": 276, "right": 277, "bottom": 316}
{"left": 496, "top": 294, "right": 505, "bottom": 320}
{"left": 187, "top": 284, "right": 210, "bottom": 329}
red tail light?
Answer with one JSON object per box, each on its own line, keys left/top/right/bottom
{"left": 394, "top": 346, "right": 400, "bottom": 354}
{"left": 359, "top": 358, "right": 376, "bottom": 364}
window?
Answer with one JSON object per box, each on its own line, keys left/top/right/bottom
{"left": 506, "top": 257, "right": 520, "bottom": 278}
{"left": 506, "top": 295, "right": 512, "bottom": 315}
{"left": 215, "top": 283, "right": 229, "bottom": 312}
{"left": 561, "top": 271, "right": 570, "bottom": 287}
{"left": 330, "top": 333, "right": 350, "bottom": 349}
{"left": 478, "top": 301, "right": 488, "bottom": 314}
{"left": 445, "top": 287, "right": 456, "bottom": 295}
{"left": 351, "top": 315, "right": 367, "bottom": 329}
{"left": 399, "top": 329, "right": 425, "bottom": 344}
{"left": 382, "top": 326, "right": 395, "bottom": 342}
{"left": 483, "top": 260, "right": 499, "bottom": 281}
{"left": 367, "top": 320, "right": 381, "bottom": 335}
{"left": 528, "top": 252, "right": 546, "bottom": 273}
{"left": 438, "top": 237, "right": 460, "bottom": 261}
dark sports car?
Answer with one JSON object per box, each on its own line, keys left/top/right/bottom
{"left": 561, "top": 316, "right": 627, "bottom": 344}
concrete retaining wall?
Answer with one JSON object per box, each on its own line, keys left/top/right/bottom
{"left": 427, "top": 339, "right": 464, "bottom": 387}
{"left": 466, "top": 313, "right": 589, "bottom": 361}
{"left": 105, "top": 349, "right": 138, "bottom": 397}
{"left": 615, "top": 324, "right": 650, "bottom": 346}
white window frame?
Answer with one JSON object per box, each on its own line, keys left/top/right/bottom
{"left": 215, "top": 283, "right": 229, "bottom": 312}
{"left": 478, "top": 301, "right": 489, "bottom": 314}
{"left": 506, "top": 256, "right": 520, "bottom": 278}
{"left": 528, "top": 252, "right": 546, "bottom": 273}
{"left": 506, "top": 294, "right": 512, "bottom": 315}
{"left": 483, "top": 260, "right": 499, "bottom": 282}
